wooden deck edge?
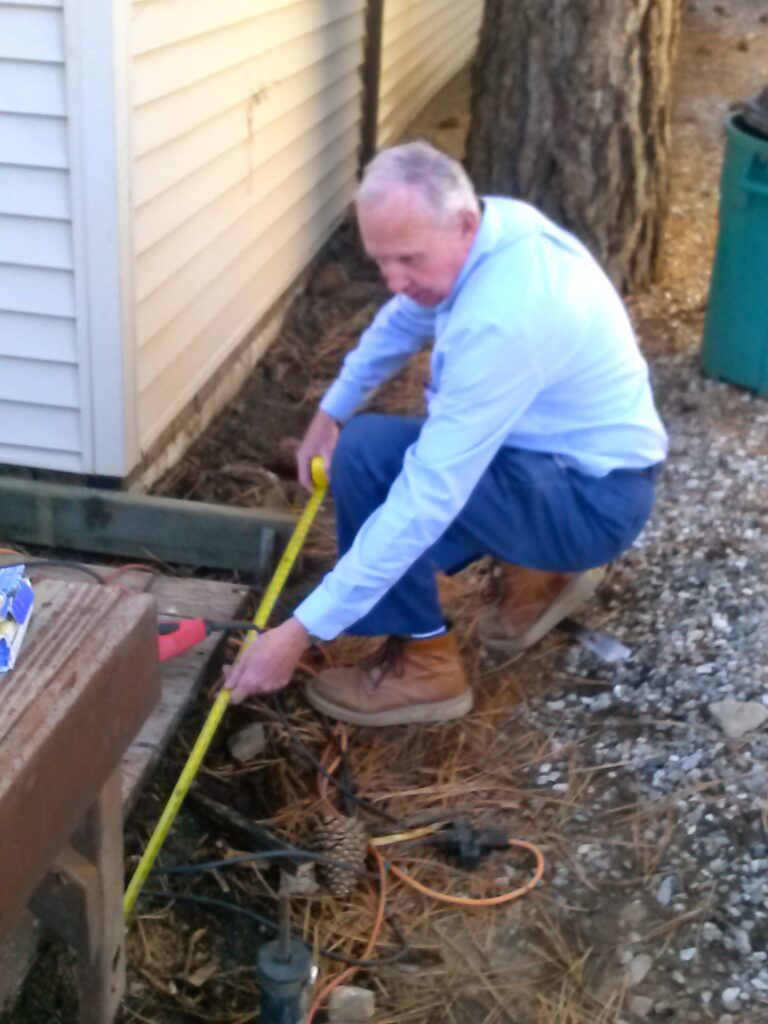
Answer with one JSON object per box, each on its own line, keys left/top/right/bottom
{"left": 0, "top": 572, "right": 251, "bottom": 1014}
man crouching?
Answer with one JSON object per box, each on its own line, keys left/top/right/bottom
{"left": 226, "top": 141, "right": 667, "bottom": 725}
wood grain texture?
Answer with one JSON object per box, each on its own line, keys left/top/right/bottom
{"left": 0, "top": 569, "right": 248, "bottom": 1005}
{"left": 0, "top": 580, "right": 159, "bottom": 937}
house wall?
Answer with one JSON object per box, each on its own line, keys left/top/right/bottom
{"left": 0, "top": 0, "right": 135, "bottom": 477}
{"left": 0, "top": 0, "right": 482, "bottom": 478}
{"left": 377, "top": 0, "right": 482, "bottom": 147}
{"left": 130, "top": 0, "right": 367, "bottom": 456}
{"left": 0, "top": 0, "right": 85, "bottom": 472}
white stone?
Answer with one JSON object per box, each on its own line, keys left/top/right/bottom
{"left": 721, "top": 988, "right": 741, "bottom": 1011}
{"left": 279, "top": 864, "right": 319, "bottom": 897}
{"left": 734, "top": 929, "right": 752, "bottom": 954}
{"left": 628, "top": 995, "right": 654, "bottom": 1018}
{"left": 656, "top": 876, "right": 675, "bottom": 905}
{"left": 629, "top": 953, "right": 653, "bottom": 986}
{"left": 328, "top": 985, "right": 375, "bottom": 1022}
{"left": 227, "top": 722, "right": 267, "bottom": 763}
{"left": 710, "top": 700, "right": 768, "bottom": 740}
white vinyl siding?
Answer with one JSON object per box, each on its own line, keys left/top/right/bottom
{"left": 130, "top": 0, "right": 367, "bottom": 451}
{"left": 377, "top": 0, "right": 482, "bottom": 147}
{"left": 0, "top": 0, "right": 85, "bottom": 471}
{"left": 0, "top": 0, "right": 483, "bottom": 479}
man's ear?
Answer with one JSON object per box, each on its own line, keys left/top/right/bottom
{"left": 459, "top": 207, "right": 481, "bottom": 238}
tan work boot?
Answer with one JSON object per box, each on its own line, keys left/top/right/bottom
{"left": 305, "top": 632, "right": 473, "bottom": 727}
{"left": 477, "top": 564, "right": 606, "bottom": 652}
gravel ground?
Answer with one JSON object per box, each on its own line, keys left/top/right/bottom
{"left": 141, "top": 3, "right": 768, "bottom": 1019}
{"left": 0, "top": 4, "right": 753, "bottom": 1023}
{"left": 522, "top": 352, "right": 768, "bottom": 1022}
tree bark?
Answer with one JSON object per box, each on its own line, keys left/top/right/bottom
{"left": 466, "top": 0, "right": 682, "bottom": 291}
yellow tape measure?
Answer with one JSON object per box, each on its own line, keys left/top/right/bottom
{"left": 124, "top": 457, "right": 329, "bottom": 918}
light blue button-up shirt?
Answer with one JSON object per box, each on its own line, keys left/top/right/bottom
{"left": 294, "top": 198, "right": 667, "bottom": 641}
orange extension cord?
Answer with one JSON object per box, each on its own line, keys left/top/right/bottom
{"left": 306, "top": 719, "right": 546, "bottom": 1020}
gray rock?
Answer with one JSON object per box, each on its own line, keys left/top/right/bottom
{"left": 227, "top": 722, "right": 267, "bottom": 763}
{"left": 682, "top": 750, "right": 704, "bottom": 771}
{"left": 328, "top": 985, "right": 375, "bottom": 1022}
{"left": 733, "top": 929, "right": 752, "bottom": 955}
{"left": 628, "top": 995, "right": 654, "bottom": 1018}
{"left": 279, "top": 865, "right": 319, "bottom": 897}
{"left": 629, "top": 954, "right": 654, "bottom": 986}
{"left": 710, "top": 700, "right": 768, "bottom": 739}
{"left": 721, "top": 987, "right": 740, "bottom": 1011}
{"left": 656, "top": 875, "right": 676, "bottom": 905}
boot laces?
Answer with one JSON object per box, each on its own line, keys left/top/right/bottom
{"left": 361, "top": 636, "right": 406, "bottom": 689}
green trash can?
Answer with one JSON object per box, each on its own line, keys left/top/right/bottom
{"left": 701, "top": 113, "right": 768, "bottom": 395}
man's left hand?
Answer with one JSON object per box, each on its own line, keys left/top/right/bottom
{"left": 225, "top": 617, "right": 310, "bottom": 704}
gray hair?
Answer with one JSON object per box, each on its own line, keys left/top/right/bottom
{"left": 356, "top": 141, "right": 479, "bottom": 224}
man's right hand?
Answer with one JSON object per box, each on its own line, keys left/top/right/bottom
{"left": 296, "top": 408, "right": 339, "bottom": 490}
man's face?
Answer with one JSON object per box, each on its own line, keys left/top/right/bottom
{"left": 357, "top": 185, "right": 480, "bottom": 307}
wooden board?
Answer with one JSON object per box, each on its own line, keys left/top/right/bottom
{"left": 23, "top": 566, "right": 251, "bottom": 811}
{"left": 0, "top": 579, "right": 159, "bottom": 938}
{"left": 0, "top": 476, "right": 297, "bottom": 576}
{"left": 0, "top": 568, "right": 250, "bottom": 1007}
{"left": 118, "top": 572, "right": 250, "bottom": 812}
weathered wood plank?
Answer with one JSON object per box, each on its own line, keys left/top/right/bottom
{"left": 4, "top": 567, "right": 251, "bottom": 813}
{"left": 121, "top": 573, "right": 250, "bottom": 813}
{"left": 0, "top": 570, "right": 250, "bottom": 1009}
{"left": 0, "top": 476, "right": 296, "bottom": 576}
{"left": 0, "top": 580, "right": 159, "bottom": 939}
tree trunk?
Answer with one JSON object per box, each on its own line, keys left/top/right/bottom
{"left": 466, "top": 0, "right": 682, "bottom": 291}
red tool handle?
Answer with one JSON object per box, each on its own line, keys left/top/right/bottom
{"left": 157, "top": 618, "right": 208, "bottom": 661}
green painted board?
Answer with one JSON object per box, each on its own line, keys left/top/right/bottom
{"left": 0, "top": 477, "right": 297, "bottom": 577}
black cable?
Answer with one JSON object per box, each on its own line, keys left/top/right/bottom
{"left": 270, "top": 695, "right": 404, "bottom": 826}
{"left": 0, "top": 559, "right": 105, "bottom": 584}
{"left": 139, "top": 890, "right": 410, "bottom": 968}
{"left": 155, "top": 848, "right": 376, "bottom": 879}
{"left": 339, "top": 753, "right": 357, "bottom": 819}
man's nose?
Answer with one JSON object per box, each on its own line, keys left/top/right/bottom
{"left": 382, "top": 264, "right": 407, "bottom": 293}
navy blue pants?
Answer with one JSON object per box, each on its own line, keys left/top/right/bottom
{"left": 331, "top": 414, "right": 660, "bottom": 637}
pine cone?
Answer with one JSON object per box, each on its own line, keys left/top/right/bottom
{"left": 312, "top": 814, "right": 369, "bottom": 898}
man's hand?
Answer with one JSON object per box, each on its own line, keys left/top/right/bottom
{"left": 225, "top": 618, "right": 310, "bottom": 704}
{"left": 296, "top": 409, "right": 339, "bottom": 490}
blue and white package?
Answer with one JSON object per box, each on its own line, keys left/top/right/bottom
{"left": 0, "top": 565, "right": 34, "bottom": 673}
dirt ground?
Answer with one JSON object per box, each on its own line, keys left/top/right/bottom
{"left": 4, "top": 3, "right": 768, "bottom": 1023}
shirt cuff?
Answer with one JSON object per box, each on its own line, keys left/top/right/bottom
{"left": 293, "top": 582, "right": 346, "bottom": 642}
{"left": 320, "top": 379, "right": 367, "bottom": 424}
